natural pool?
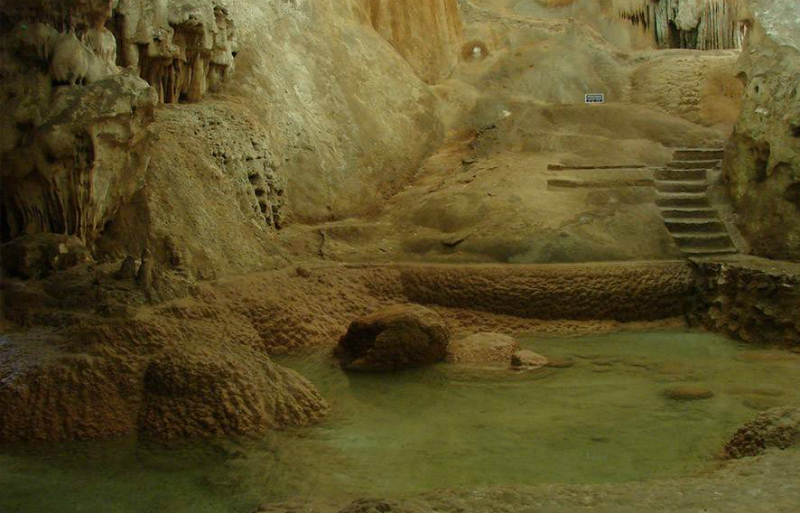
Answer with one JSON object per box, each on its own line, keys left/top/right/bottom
{"left": 2, "top": 330, "right": 800, "bottom": 513}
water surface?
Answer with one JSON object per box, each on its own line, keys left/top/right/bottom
{"left": 3, "top": 330, "right": 800, "bottom": 512}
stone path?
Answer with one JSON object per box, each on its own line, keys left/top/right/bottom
{"left": 655, "top": 148, "right": 738, "bottom": 257}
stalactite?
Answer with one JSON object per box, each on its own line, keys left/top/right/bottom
{"left": 613, "top": 0, "right": 747, "bottom": 50}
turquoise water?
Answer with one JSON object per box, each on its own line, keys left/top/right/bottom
{"left": 2, "top": 330, "right": 800, "bottom": 512}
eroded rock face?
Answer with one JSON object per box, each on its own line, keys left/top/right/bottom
{"left": 358, "top": 0, "right": 463, "bottom": 84}
{"left": 690, "top": 258, "right": 800, "bottom": 347}
{"left": 724, "top": 0, "right": 800, "bottom": 262}
{"left": 335, "top": 304, "right": 450, "bottom": 372}
{"left": 445, "top": 332, "right": 519, "bottom": 364}
{"left": 724, "top": 406, "right": 800, "bottom": 459}
{"left": 0, "top": 69, "right": 157, "bottom": 243}
{"left": 0, "top": 0, "right": 237, "bottom": 252}
{"left": 139, "top": 345, "right": 328, "bottom": 439}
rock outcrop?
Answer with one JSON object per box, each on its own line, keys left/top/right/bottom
{"left": 723, "top": 0, "right": 800, "bottom": 262}
{"left": 335, "top": 304, "right": 451, "bottom": 372}
{"left": 724, "top": 406, "right": 800, "bottom": 458}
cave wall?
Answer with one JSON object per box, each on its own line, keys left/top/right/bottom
{"left": 356, "top": 0, "right": 464, "bottom": 84}
{"left": 0, "top": 0, "right": 237, "bottom": 246}
{"left": 96, "top": 0, "right": 454, "bottom": 277}
{"left": 723, "top": 0, "right": 800, "bottom": 261}
{"left": 1, "top": 0, "right": 459, "bottom": 278}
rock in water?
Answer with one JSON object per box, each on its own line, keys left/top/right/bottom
{"left": 138, "top": 345, "right": 328, "bottom": 439}
{"left": 724, "top": 406, "right": 800, "bottom": 459}
{"left": 510, "top": 350, "right": 549, "bottom": 370}
{"left": 335, "top": 304, "right": 450, "bottom": 372}
{"left": 662, "top": 386, "right": 714, "bottom": 401}
{"left": 446, "top": 332, "right": 520, "bottom": 364}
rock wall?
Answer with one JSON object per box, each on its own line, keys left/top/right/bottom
{"left": 723, "top": 0, "right": 800, "bottom": 261}
{"left": 630, "top": 50, "right": 743, "bottom": 128}
{"left": 690, "top": 258, "right": 800, "bottom": 347}
{"left": 0, "top": 0, "right": 236, "bottom": 247}
{"left": 357, "top": 0, "right": 463, "bottom": 84}
{"left": 2, "top": 0, "right": 455, "bottom": 278}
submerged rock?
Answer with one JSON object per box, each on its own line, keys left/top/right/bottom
{"left": 138, "top": 345, "right": 328, "bottom": 439}
{"left": 445, "top": 332, "right": 520, "bottom": 364}
{"left": 335, "top": 304, "right": 450, "bottom": 372}
{"left": 662, "top": 386, "right": 714, "bottom": 401}
{"left": 724, "top": 406, "right": 800, "bottom": 459}
{"left": 510, "top": 350, "right": 549, "bottom": 370}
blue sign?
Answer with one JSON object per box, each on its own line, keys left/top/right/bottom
{"left": 585, "top": 94, "right": 605, "bottom": 104}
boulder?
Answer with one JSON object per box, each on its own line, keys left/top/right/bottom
{"left": 510, "top": 350, "right": 549, "bottom": 370}
{"left": 446, "top": 332, "right": 520, "bottom": 364}
{"left": 335, "top": 304, "right": 450, "bottom": 372}
{"left": 724, "top": 406, "right": 800, "bottom": 459}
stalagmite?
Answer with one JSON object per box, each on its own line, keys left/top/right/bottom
{"left": 613, "top": 0, "right": 747, "bottom": 49}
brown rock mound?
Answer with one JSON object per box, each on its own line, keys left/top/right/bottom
{"left": 446, "top": 332, "right": 520, "bottom": 364}
{"left": 138, "top": 345, "right": 328, "bottom": 439}
{"left": 724, "top": 406, "right": 800, "bottom": 459}
{"left": 335, "top": 304, "right": 450, "bottom": 372}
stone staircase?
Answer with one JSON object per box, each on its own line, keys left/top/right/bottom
{"left": 655, "top": 148, "right": 738, "bottom": 257}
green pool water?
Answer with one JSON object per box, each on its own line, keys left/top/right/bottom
{"left": 3, "top": 330, "right": 800, "bottom": 513}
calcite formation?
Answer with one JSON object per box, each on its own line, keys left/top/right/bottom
{"left": 723, "top": 0, "right": 800, "bottom": 261}
{"left": 0, "top": 0, "right": 237, "bottom": 249}
{"left": 359, "top": 0, "right": 463, "bottom": 84}
{"left": 613, "top": 0, "right": 747, "bottom": 49}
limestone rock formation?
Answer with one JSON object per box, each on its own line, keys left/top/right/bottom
{"left": 445, "top": 332, "right": 520, "bottom": 364}
{"left": 116, "top": 0, "right": 238, "bottom": 103}
{"left": 139, "top": 345, "right": 328, "bottom": 439}
{"left": 724, "top": 0, "right": 800, "bottom": 261}
{"left": 690, "top": 258, "right": 800, "bottom": 347}
{"left": 358, "top": 0, "right": 463, "bottom": 84}
{"left": 613, "top": 0, "right": 747, "bottom": 49}
{"left": 510, "top": 349, "right": 549, "bottom": 370}
{"left": 724, "top": 406, "right": 800, "bottom": 458}
{"left": 335, "top": 304, "right": 451, "bottom": 372}
{"left": 1, "top": 234, "right": 92, "bottom": 279}
{"left": 0, "top": 68, "right": 157, "bottom": 244}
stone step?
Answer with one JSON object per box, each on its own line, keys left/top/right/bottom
{"left": 664, "top": 219, "right": 726, "bottom": 233}
{"left": 656, "top": 192, "right": 710, "bottom": 208}
{"left": 681, "top": 246, "right": 739, "bottom": 256}
{"left": 655, "top": 168, "right": 707, "bottom": 181}
{"left": 667, "top": 160, "right": 720, "bottom": 170}
{"left": 656, "top": 180, "right": 707, "bottom": 193}
{"left": 673, "top": 148, "right": 725, "bottom": 161}
{"left": 660, "top": 207, "right": 719, "bottom": 219}
{"left": 672, "top": 232, "right": 734, "bottom": 250}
